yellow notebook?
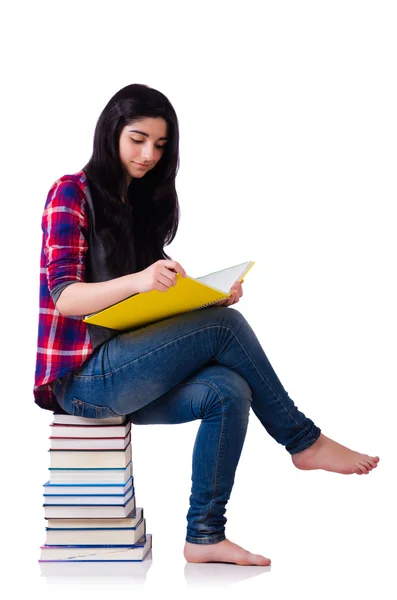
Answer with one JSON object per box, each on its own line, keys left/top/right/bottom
{"left": 83, "top": 261, "right": 255, "bottom": 331}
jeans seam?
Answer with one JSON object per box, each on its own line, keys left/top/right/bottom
{"left": 219, "top": 325, "right": 303, "bottom": 428}
{"left": 177, "top": 378, "right": 226, "bottom": 533}
{"left": 53, "top": 372, "right": 71, "bottom": 410}
{"left": 186, "top": 532, "right": 226, "bottom": 544}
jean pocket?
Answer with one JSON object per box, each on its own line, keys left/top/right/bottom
{"left": 52, "top": 374, "right": 71, "bottom": 410}
{"left": 71, "top": 397, "right": 121, "bottom": 419}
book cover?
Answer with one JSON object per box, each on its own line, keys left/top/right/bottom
{"left": 49, "top": 461, "right": 133, "bottom": 484}
{"left": 43, "top": 494, "right": 136, "bottom": 519}
{"left": 43, "top": 476, "right": 134, "bottom": 496}
{"left": 50, "top": 421, "right": 131, "bottom": 438}
{"left": 83, "top": 261, "right": 254, "bottom": 331}
{"left": 49, "top": 431, "right": 131, "bottom": 450}
{"left": 45, "top": 507, "right": 143, "bottom": 529}
{"left": 43, "top": 483, "right": 134, "bottom": 505}
{"left": 39, "top": 533, "right": 152, "bottom": 562}
{"left": 45, "top": 515, "right": 146, "bottom": 546}
{"left": 49, "top": 444, "right": 132, "bottom": 469}
{"left": 52, "top": 414, "right": 126, "bottom": 426}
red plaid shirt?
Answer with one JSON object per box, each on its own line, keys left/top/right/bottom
{"left": 34, "top": 171, "right": 93, "bottom": 411}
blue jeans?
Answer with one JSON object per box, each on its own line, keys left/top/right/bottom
{"left": 53, "top": 306, "right": 321, "bottom": 544}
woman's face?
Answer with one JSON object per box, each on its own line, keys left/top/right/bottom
{"left": 119, "top": 117, "right": 168, "bottom": 183}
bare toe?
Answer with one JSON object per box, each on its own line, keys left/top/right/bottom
{"left": 292, "top": 434, "right": 379, "bottom": 476}
{"left": 357, "top": 462, "right": 370, "bottom": 475}
{"left": 361, "top": 460, "right": 373, "bottom": 470}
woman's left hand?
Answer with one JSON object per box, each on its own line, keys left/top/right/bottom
{"left": 214, "top": 280, "right": 244, "bottom": 307}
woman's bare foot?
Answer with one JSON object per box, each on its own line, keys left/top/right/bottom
{"left": 184, "top": 539, "right": 271, "bottom": 566}
{"left": 292, "top": 433, "right": 380, "bottom": 475}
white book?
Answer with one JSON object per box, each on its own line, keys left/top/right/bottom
{"left": 49, "top": 461, "right": 133, "bottom": 484}
{"left": 43, "top": 494, "right": 136, "bottom": 519}
{"left": 45, "top": 515, "right": 146, "bottom": 546}
{"left": 45, "top": 507, "right": 143, "bottom": 529}
{"left": 43, "top": 484, "right": 134, "bottom": 505}
{"left": 50, "top": 421, "right": 131, "bottom": 438}
{"left": 49, "top": 431, "right": 131, "bottom": 450}
{"left": 52, "top": 414, "right": 126, "bottom": 426}
{"left": 43, "top": 476, "right": 134, "bottom": 496}
{"left": 49, "top": 444, "right": 132, "bottom": 469}
{"left": 39, "top": 533, "right": 152, "bottom": 562}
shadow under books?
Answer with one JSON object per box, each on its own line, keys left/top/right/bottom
{"left": 40, "top": 550, "right": 153, "bottom": 583}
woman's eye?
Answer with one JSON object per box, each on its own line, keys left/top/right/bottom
{"left": 131, "top": 139, "right": 166, "bottom": 150}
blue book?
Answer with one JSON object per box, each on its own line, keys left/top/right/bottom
{"left": 43, "top": 482, "right": 134, "bottom": 503}
{"left": 43, "top": 476, "right": 134, "bottom": 496}
{"left": 43, "top": 493, "right": 136, "bottom": 519}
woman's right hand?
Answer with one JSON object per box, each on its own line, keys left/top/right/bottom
{"left": 133, "top": 260, "right": 187, "bottom": 293}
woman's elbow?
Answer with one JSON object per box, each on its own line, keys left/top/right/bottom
{"left": 55, "top": 296, "right": 72, "bottom": 316}
{"left": 55, "top": 290, "right": 78, "bottom": 317}
{"left": 53, "top": 283, "right": 79, "bottom": 317}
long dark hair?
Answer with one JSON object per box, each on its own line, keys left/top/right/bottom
{"left": 83, "top": 83, "right": 180, "bottom": 276}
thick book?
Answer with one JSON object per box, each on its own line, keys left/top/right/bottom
{"left": 49, "top": 444, "right": 132, "bottom": 469}
{"left": 43, "top": 476, "right": 134, "bottom": 496}
{"left": 49, "top": 431, "right": 131, "bottom": 450}
{"left": 45, "top": 515, "right": 145, "bottom": 546}
{"left": 52, "top": 414, "right": 126, "bottom": 426}
{"left": 49, "top": 461, "right": 133, "bottom": 484}
{"left": 39, "top": 533, "right": 152, "bottom": 562}
{"left": 45, "top": 507, "right": 143, "bottom": 529}
{"left": 83, "top": 261, "right": 255, "bottom": 331}
{"left": 50, "top": 421, "right": 131, "bottom": 438}
{"left": 43, "top": 483, "right": 134, "bottom": 505}
{"left": 43, "top": 493, "right": 136, "bottom": 519}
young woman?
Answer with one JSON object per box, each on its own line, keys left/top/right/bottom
{"left": 34, "top": 83, "right": 379, "bottom": 566}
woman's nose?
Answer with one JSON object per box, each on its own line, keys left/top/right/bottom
{"left": 141, "top": 144, "right": 154, "bottom": 160}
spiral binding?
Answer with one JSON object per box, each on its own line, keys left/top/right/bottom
{"left": 185, "top": 295, "right": 228, "bottom": 313}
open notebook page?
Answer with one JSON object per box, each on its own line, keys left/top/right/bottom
{"left": 195, "top": 261, "right": 253, "bottom": 294}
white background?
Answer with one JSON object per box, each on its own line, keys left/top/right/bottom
{"left": 1, "top": 1, "right": 396, "bottom": 598}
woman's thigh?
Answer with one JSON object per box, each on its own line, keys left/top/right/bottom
{"left": 129, "top": 363, "right": 252, "bottom": 425}
{"left": 60, "top": 306, "right": 247, "bottom": 416}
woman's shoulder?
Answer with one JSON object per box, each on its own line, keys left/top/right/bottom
{"left": 48, "top": 170, "right": 88, "bottom": 194}
{"left": 45, "top": 170, "right": 90, "bottom": 210}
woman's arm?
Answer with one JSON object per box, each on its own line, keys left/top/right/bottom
{"left": 42, "top": 179, "right": 186, "bottom": 318}
{"left": 56, "top": 259, "right": 187, "bottom": 317}
{"left": 55, "top": 274, "right": 141, "bottom": 317}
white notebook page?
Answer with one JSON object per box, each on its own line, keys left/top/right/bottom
{"left": 195, "top": 261, "right": 253, "bottom": 293}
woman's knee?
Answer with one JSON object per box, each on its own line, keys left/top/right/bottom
{"left": 191, "top": 364, "right": 252, "bottom": 417}
{"left": 208, "top": 305, "right": 248, "bottom": 328}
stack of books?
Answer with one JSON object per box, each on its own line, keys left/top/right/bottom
{"left": 39, "top": 413, "right": 152, "bottom": 562}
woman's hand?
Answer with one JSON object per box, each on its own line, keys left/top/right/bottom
{"left": 134, "top": 260, "right": 187, "bottom": 293}
{"left": 214, "top": 280, "right": 244, "bottom": 307}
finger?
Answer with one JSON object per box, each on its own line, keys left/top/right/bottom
{"left": 232, "top": 285, "right": 243, "bottom": 299}
{"left": 171, "top": 261, "right": 186, "bottom": 277}
{"left": 229, "top": 292, "right": 239, "bottom": 305}
{"left": 162, "top": 268, "right": 178, "bottom": 286}
{"left": 157, "top": 272, "right": 175, "bottom": 290}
